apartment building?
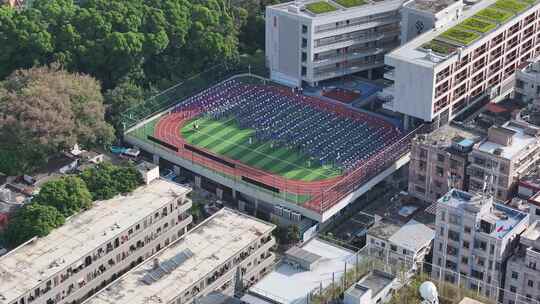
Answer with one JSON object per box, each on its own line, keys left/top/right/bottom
{"left": 382, "top": 0, "right": 540, "bottom": 126}
{"left": 0, "top": 178, "right": 193, "bottom": 304}
{"left": 265, "top": 0, "right": 403, "bottom": 87}
{"left": 504, "top": 219, "right": 540, "bottom": 304}
{"left": 409, "top": 123, "right": 482, "bottom": 202}
{"left": 432, "top": 189, "right": 528, "bottom": 300}
{"left": 367, "top": 218, "right": 435, "bottom": 268}
{"left": 515, "top": 59, "right": 540, "bottom": 104}
{"left": 84, "top": 208, "right": 276, "bottom": 304}
{"left": 467, "top": 120, "right": 540, "bottom": 202}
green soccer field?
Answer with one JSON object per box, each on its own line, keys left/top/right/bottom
{"left": 180, "top": 116, "right": 343, "bottom": 182}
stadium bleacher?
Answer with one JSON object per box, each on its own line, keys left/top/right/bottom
{"left": 172, "top": 80, "right": 401, "bottom": 173}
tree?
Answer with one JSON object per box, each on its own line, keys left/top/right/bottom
{"left": 286, "top": 225, "right": 300, "bottom": 244}
{"left": 104, "top": 80, "right": 147, "bottom": 135}
{"left": 3, "top": 204, "right": 65, "bottom": 248}
{"left": 0, "top": 65, "right": 114, "bottom": 175}
{"left": 32, "top": 176, "right": 92, "bottom": 217}
{"left": 80, "top": 162, "right": 143, "bottom": 200}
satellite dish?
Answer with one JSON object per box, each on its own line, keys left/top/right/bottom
{"left": 419, "top": 281, "right": 439, "bottom": 304}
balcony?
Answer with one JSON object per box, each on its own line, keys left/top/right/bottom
{"left": 312, "top": 60, "right": 385, "bottom": 81}
{"left": 313, "top": 45, "right": 393, "bottom": 68}
{"left": 383, "top": 67, "right": 395, "bottom": 81}
{"left": 378, "top": 85, "right": 395, "bottom": 103}
{"left": 314, "top": 29, "right": 399, "bottom": 52}
{"left": 314, "top": 16, "right": 400, "bottom": 37}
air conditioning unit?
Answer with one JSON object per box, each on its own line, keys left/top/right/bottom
{"left": 274, "top": 205, "right": 283, "bottom": 216}
{"left": 291, "top": 212, "right": 301, "bottom": 222}
{"left": 283, "top": 208, "right": 292, "bottom": 220}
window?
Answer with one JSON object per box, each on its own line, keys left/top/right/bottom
{"left": 390, "top": 244, "right": 397, "bottom": 252}
{"left": 448, "top": 230, "right": 460, "bottom": 242}
{"left": 528, "top": 280, "right": 534, "bottom": 287}
{"left": 463, "top": 240, "right": 470, "bottom": 249}
{"left": 302, "top": 24, "right": 308, "bottom": 34}
{"left": 474, "top": 239, "right": 487, "bottom": 251}
{"left": 510, "top": 286, "right": 517, "bottom": 293}
{"left": 440, "top": 227, "right": 445, "bottom": 236}
{"left": 449, "top": 214, "right": 460, "bottom": 225}
{"left": 490, "top": 244, "right": 495, "bottom": 254}
{"left": 461, "top": 256, "right": 468, "bottom": 264}
{"left": 447, "top": 245, "right": 458, "bottom": 256}
{"left": 535, "top": 208, "right": 540, "bottom": 216}
{"left": 436, "top": 166, "right": 444, "bottom": 177}
{"left": 402, "top": 249, "right": 407, "bottom": 255}
{"left": 512, "top": 271, "right": 519, "bottom": 279}
{"left": 302, "top": 38, "right": 307, "bottom": 48}
{"left": 464, "top": 226, "right": 471, "bottom": 234}
{"left": 301, "top": 66, "right": 307, "bottom": 76}
{"left": 440, "top": 211, "right": 446, "bottom": 221}
{"left": 439, "top": 242, "right": 443, "bottom": 251}
{"left": 437, "top": 154, "right": 445, "bottom": 162}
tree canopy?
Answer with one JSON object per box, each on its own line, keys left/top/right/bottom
{"left": 80, "top": 162, "right": 143, "bottom": 200}
{"left": 3, "top": 204, "right": 65, "bottom": 247}
{"left": 32, "top": 176, "right": 93, "bottom": 217}
{"left": 0, "top": 0, "right": 240, "bottom": 89}
{"left": 0, "top": 65, "right": 114, "bottom": 175}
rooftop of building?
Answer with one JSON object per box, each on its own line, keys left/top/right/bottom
{"left": 476, "top": 120, "right": 539, "bottom": 159}
{"left": 198, "top": 292, "right": 244, "bottom": 304}
{"left": 85, "top": 208, "right": 275, "bottom": 304}
{"left": 0, "top": 178, "right": 191, "bottom": 304}
{"left": 404, "top": 0, "right": 461, "bottom": 14}
{"left": 438, "top": 189, "right": 528, "bottom": 239}
{"left": 268, "top": 0, "right": 403, "bottom": 19}
{"left": 345, "top": 270, "right": 396, "bottom": 299}
{"left": 243, "top": 238, "right": 355, "bottom": 304}
{"left": 369, "top": 219, "right": 435, "bottom": 252}
{"left": 519, "top": 59, "right": 540, "bottom": 75}
{"left": 459, "top": 297, "right": 487, "bottom": 304}
{"left": 388, "top": 0, "right": 540, "bottom": 68}
{"left": 413, "top": 123, "right": 483, "bottom": 154}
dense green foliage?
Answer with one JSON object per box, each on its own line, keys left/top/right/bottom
{"left": 32, "top": 176, "right": 92, "bottom": 217}
{"left": 0, "top": 0, "right": 240, "bottom": 90}
{"left": 80, "top": 162, "right": 143, "bottom": 200}
{"left": 0, "top": 66, "right": 114, "bottom": 175}
{"left": 3, "top": 204, "right": 65, "bottom": 247}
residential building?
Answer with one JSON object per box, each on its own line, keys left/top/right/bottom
{"left": 504, "top": 220, "right": 540, "bottom": 304}
{"left": 468, "top": 120, "right": 540, "bottom": 202}
{"left": 381, "top": 0, "right": 540, "bottom": 126}
{"left": 515, "top": 58, "right": 540, "bottom": 104}
{"left": 265, "top": 0, "right": 403, "bottom": 87}
{"left": 343, "top": 270, "right": 398, "bottom": 304}
{"left": 409, "top": 123, "right": 482, "bottom": 202}
{"left": 0, "top": 178, "right": 193, "bottom": 304}
{"left": 241, "top": 237, "right": 356, "bottom": 304}
{"left": 84, "top": 208, "right": 276, "bottom": 304}
{"left": 432, "top": 189, "right": 529, "bottom": 300}
{"left": 367, "top": 218, "right": 435, "bottom": 268}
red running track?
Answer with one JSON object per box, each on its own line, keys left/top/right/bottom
{"left": 153, "top": 111, "right": 344, "bottom": 198}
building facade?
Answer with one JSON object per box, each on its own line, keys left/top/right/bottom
{"left": 381, "top": 0, "right": 540, "bottom": 126}
{"left": 467, "top": 121, "right": 540, "bottom": 202}
{"left": 432, "top": 189, "right": 528, "bottom": 300}
{"left": 515, "top": 59, "right": 540, "bottom": 104}
{"left": 266, "top": 0, "right": 403, "bottom": 87}
{"left": 84, "top": 208, "right": 276, "bottom": 304}
{"left": 408, "top": 123, "right": 482, "bottom": 202}
{"left": 0, "top": 178, "right": 193, "bottom": 304}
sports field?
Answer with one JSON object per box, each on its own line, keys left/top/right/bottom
{"left": 180, "top": 116, "right": 342, "bottom": 182}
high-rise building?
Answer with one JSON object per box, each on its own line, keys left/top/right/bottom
{"left": 381, "top": 0, "right": 540, "bottom": 126}
{"left": 0, "top": 178, "right": 193, "bottom": 304}
{"left": 432, "top": 189, "right": 528, "bottom": 300}
{"left": 84, "top": 208, "right": 276, "bottom": 304}
{"left": 265, "top": 0, "right": 403, "bottom": 87}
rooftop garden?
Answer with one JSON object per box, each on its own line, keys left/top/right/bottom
{"left": 418, "top": 0, "right": 534, "bottom": 54}
{"left": 492, "top": 0, "right": 529, "bottom": 13}
{"left": 334, "top": 0, "right": 368, "bottom": 8}
{"left": 440, "top": 27, "right": 480, "bottom": 45}
{"left": 305, "top": 1, "right": 338, "bottom": 13}
{"left": 459, "top": 17, "right": 497, "bottom": 33}
{"left": 421, "top": 40, "right": 456, "bottom": 55}
{"left": 474, "top": 7, "right": 513, "bottom": 23}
